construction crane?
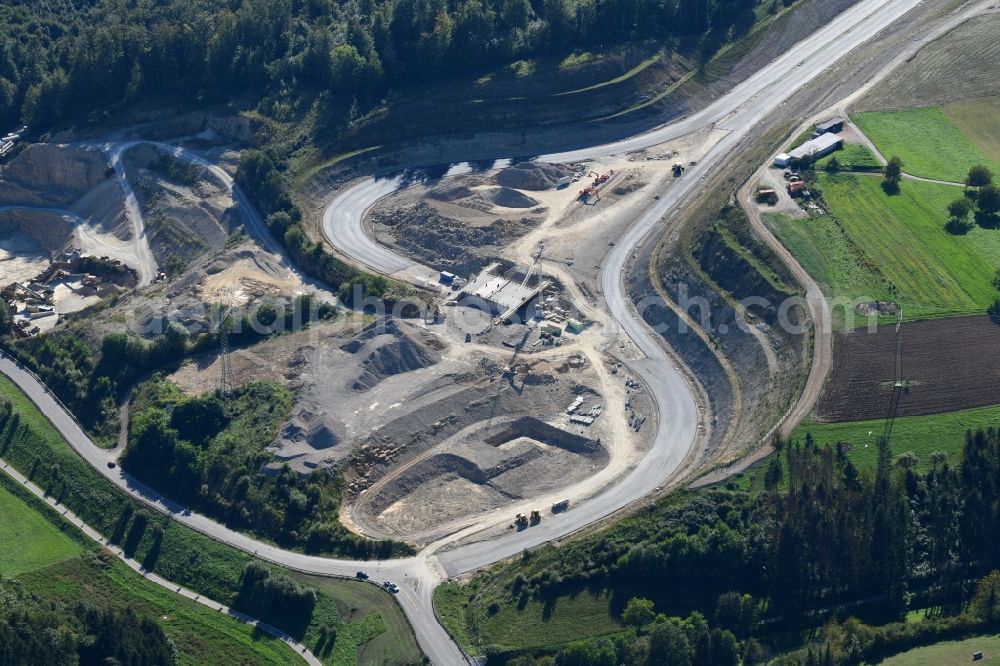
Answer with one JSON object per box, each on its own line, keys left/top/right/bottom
{"left": 880, "top": 308, "right": 904, "bottom": 445}
{"left": 518, "top": 242, "right": 545, "bottom": 295}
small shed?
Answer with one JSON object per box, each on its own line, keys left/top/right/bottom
{"left": 774, "top": 153, "right": 792, "bottom": 168}
{"left": 816, "top": 116, "right": 846, "bottom": 134}
{"left": 787, "top": 181, "right": 808, "bottom": 197}
{"left": 439, "top": 271, "right": 456, "bottom": 285}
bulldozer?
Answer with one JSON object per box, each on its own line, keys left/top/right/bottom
{"left": 529, "top": 510, "right": 541, "bottom": 525}
{"left": 514, "top": 513, "right": 529, "bottom": 528}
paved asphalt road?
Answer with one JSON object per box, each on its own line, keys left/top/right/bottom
{"left": 321, "top": 0, "right": 924, "bottom": 575}
{"left": 0, "top": 1, "right": 928, "bottom": 662}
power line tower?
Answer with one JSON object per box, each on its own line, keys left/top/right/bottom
{"left": 880, "top": 308, "right": 904, "bottom": 445}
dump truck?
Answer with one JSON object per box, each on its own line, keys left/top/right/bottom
{"left": 552, "top": 499, "right": 570, "bottom": 513}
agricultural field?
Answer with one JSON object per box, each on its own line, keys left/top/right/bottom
{"left": 815, "top": 143, "right": 883, "bottom": 172}
{"left": 855, "top": 14, "right": 1000, "bottom": 114}
{"left": 816, "top": 315, "right": 1000, "bottom": 422}
{"left": 852, "top": 105, "right": 1000, "bottom": 182}
{"left": 945, "top": 96, "right": 1000, "bottom": 164}
{"left": 0, "top": 476, "right": 299, "bottom": 665}
{"left": 879, "top": 634, "right": 1000, "bottom": 665}
{"left": 769, "top": 173, "right": 1000, "bottom": 322}
{"left": 818, "top": 174, "right": 1000, "bottom": 317}
{"left": 763, "top": 211, "right": 895, "bottom": 327}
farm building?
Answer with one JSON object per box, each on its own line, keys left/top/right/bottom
{"left": 789, "top": 133, "right": 843, "bottom": 162}
{"left": 815, "top": 116, "right": 846, "bottom": 134}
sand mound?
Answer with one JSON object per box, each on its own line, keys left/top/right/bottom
{"left": 494, "top": 162, "right": 571, "bottom": 191}
{"left": 341, "top": 319, "right": 443, "bottom": 392}
{"left": 427, "top": 183, "right": 474, "bottom": 202}
{"left": 0, "top": 144, "right": 108, "bottom": 208}
{"left": 490, "top": 187, "right": 539, "bottom": 208}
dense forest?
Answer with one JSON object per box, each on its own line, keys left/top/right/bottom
{"left": 0, "top": 0, "right": 766, "bottom": 131}
{"left": 0, "top": 578, "right": 176, "bottom": 666}
{"left": 455, "top": 429, "right": 1000, "bottom": 664}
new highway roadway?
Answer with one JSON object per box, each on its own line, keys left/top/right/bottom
{"left": 0, "top": 0, "right": 933, "bottom": 662}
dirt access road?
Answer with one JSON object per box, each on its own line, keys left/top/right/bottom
{"left": 323, "top": 0, "right": 928, "bottom": 567}
{"left": 728, "top": 0, "right": 998, "bottom": 480}
{"left": 0, "top": 1, "right": 958, "bottom": 663}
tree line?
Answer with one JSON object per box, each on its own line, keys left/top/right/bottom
{"left": 945, "top": 165, "right": 1000, "bottom": 234}
{"left": 467, "top": 428, "right": 1000, "bottom": 663}
{"left": 236, "top": 148, "right": 419, "bottom": 307}
{"left": 0, "top": 578, "right": 176, "bottom": 666}
{"left": 1, "top": 0, "right": 768, "bottom": 132}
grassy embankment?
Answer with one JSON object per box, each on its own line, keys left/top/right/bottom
{"left": 0, "top": 373, "right": 423, "bottom": 666}
{"left": 434, "top": 582, "right": 623, "bottom": 655}
{"left": 815, "top": 143, "right": 883, "bottom": 171}
{"left": 0, "top": 474, "right": 299, "bottom": 665}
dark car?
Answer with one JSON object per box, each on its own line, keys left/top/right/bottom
{"left": 355, "top": 571, "right": 369, "bottom": 580}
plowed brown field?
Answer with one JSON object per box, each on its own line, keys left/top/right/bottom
{"left": 817, "top": 315, "right": 1000, "bottom": 422}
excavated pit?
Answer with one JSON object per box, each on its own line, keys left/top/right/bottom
{"left": 355, "top": 415, "right": 607, "bottom": 538}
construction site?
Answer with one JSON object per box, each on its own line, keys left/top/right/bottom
{"left": 153, "top": 130, "right": 724, "bottom": 546}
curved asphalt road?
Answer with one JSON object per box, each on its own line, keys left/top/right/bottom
{"left": 321, "top": 0, "right": 925, "bottom": 571}
{"left": 0, "top": 1, "right": 929, "bottom": 662}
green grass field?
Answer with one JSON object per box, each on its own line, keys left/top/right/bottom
{"left": 815, "top": 143, "right": 883, "bottom": 171}
{"left": 295, "top": 575, "right": 424, "bottom": 666}
{"left": 819, "top": 174, "right": 1000, "bottom": 317}
{"left": 793, "top": 404, "right": 1000, "bottom": 474}
{"left": 734, "top": 404, "right": 1000, "bottom": 493}
{"left": 878, "top": 633, "right": 1000, "bottom": 665}
{"left": 0, "top": 482, "right": 81, "bottom": 576}
{"left": 435, "top": 582, "right": 622, "bottom": 654}
{"left": 766, "top": 174, "right": 1000, "bottom": 324}
{"left": 945, "top": 96, "right": 1000, "bottom": 164}
{"left": 0, "top": 475, "right": 298, "bottom": 665}
{"left": 763, "top": 210, "right": 895, "bottom": 327}
{"left": 853, "top": 106, "right": 1000, "bottom": 182}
